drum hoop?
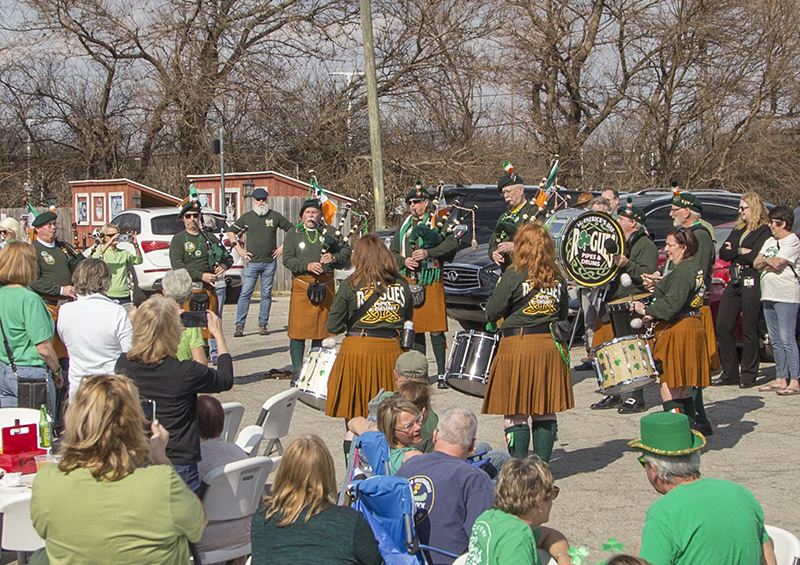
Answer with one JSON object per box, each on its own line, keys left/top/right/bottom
{"left": 558, "top": 211, "right": 625, "bottom": 287}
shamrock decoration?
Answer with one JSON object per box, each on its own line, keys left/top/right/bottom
{"left": 567, "top": 545, "right": 590, "bottom": 564}
{"left": 628, "top": 344, "right": 635, "bottom": 351}
{"left": 577, "top": 230, "right": 591, "bottom": 250}
{"left": 598, "top": 352, "right": 605, "bottom": 360}
{"left": 634, "top": 362, "right": 641, "bottom": 370}
{"left": 614, "top": 358, "right": 622, "bottom": 366}
{"left": 602, "top": 538, "right": 625, "bottom": 554}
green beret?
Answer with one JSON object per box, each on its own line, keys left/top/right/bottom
{"left": 497, "top": 173, "right": 524, "bottom": 193}
{"left": 671, "top": 190, "right": 703, "bottom": 213}
{"left": 31, "top": 211, "right": 57, "bottom": 227}
{"left": 405, "top": 185, "right": 431, "bottom": 202}
{"left": 618, "top": 198, "right": 646, "bottom": 223}
{"left": 300, "top": 198, "right": 323, "bottom": 215}
{"left": 179, "top": 200, "right": 202, "bottom": 217}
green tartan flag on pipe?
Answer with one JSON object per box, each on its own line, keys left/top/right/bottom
{"left": 542, "top": 158, "right": 559, "bottom": 193}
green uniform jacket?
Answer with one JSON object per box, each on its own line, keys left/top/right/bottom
{"left": 645, "top": 258, "right": 705, "bottom": 321}
{"left": 327, "top": 278, "right": 413, "bottom": 333}
{"left": 609, "top": 229, "right": 659, "bottom": 300}
{"left": 228, "top": 210, "right": 293, "bottom": 263}
{"left": 31, "top": 240, "right": 74, "bottom": 297}
{"left": 485, "top": 268, "right": 568, "bottom": 329}
{"left": 389, "top": 215, "right": 459, "bottom": 277}
{"left": 488, "top": 200, "right": 540, "bottom": 261}
{"left": 691, "top": 222, "right": 715, "bottom": 287}
{"left": 169, "top": 230, "right": 228, "bottom": 282}
{"left": 282, "top": 226, "right": 351, "bottom": 276}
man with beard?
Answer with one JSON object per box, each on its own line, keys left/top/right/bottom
{"left": 227, "top": 188, "right": 293, "bottom": 337}
{"left": 488, "top": 163, "right": 541, "bottom": 270}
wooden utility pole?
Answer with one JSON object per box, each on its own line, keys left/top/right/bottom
{"left": 360, "top": 0, "right": 386, "bottom": 229}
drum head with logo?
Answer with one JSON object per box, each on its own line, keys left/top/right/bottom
{"left": 558, "top": 211, "right": 624, "bottom": 287}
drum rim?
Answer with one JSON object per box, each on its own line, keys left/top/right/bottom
{"left": 558, "top": 210, "right": 625, "bottom": 287}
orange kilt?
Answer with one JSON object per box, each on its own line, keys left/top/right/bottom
{"left": 591, "top": 318, "right": 614, "bottom": 350}
{"left": 482, "top": 333, "right": 574, "bottom": 416}
{"left": 653, "top": 316, "right": 711, "bottom": 388}
{"left": 410, "top": 279, "right": 448, "bottom": 333}
{"left": 701, "top": 305, "right": 720, "bottom": 371}
{"left": 288, "top": 274, "right": 335, "bottom": 341}
{"left": 325, "top": 335, "right": 403, "bottom": 418}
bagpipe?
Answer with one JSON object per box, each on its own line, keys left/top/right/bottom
{"left": 198, "top": 220, "right": 233, "bottom": 271}
{"left": 54, "top": 235, "right": 87, "bottom": 270}
{"left": 320, "top": 195, "right": 371, "bottom": 254}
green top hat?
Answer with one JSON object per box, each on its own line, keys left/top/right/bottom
{"left": 628, "top": 412, "right": 706, "bottom": 456}
{"left": 179, "top": 200, "right": 202, "bottom": 217}
{"left": 671, "top": 190, "right": 703, "bottom": 213}
{"left": 300, "top": 198, "right": 323, "bottom": 215}
{"left": 31, "top": 211, "right": 57, "bottom": 228}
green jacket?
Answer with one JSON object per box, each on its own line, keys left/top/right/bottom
{"left": 389, "top": 214, "right": 459, "bottom": 281}
{"left": 327, "top": 278, "right": 413, "bottom": 333}
{"left": 485, "top": 267, "right": 568, "bottom": 329}
{"left": 169, "top": 230, "right": 228, "bottom": 282}
{"left": 609, "top": 229, "right": 659, "bottom": 300}
{"left": 488, "top": 200, "right": 540, "bottom": 262}
{"left": 645, "top": 258, "right": 705, "bottom": 321}
{"left": 31, "top": 240, "right": 74, "bottom": 297}
{"left": 691, "top": 222, "right": 715, "bottom": 287}
{"left": 282, "top": 225, "right": 351, "bottom": 276}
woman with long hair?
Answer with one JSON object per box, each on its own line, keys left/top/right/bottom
{"left": 30, "top": 374, "right": 205, "bottom": 564}
{"left": 0, "top": 241, "right": 62, "bottom": 409}
{"left": 0, "top": 216, "right": 21, "bottom": 249}
{"left": 633, "top": 228, "right": 711, "bottom": 417}
{"left": 251, "top": 434, "right": 381, "bottom": 564}
{"left": 325, "top": 233, "right": 413, "bottom": 458}
{"left": 714, "top": 193, "right": 771, "bottom": 389}
{"left": 482, "top": 223, "right": 573, "bottom": 463}
{"left": 115, "top": 294, "right": 233, "bottom": 493}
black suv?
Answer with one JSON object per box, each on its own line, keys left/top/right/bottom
{"left": 442, "top": 188, "right": 744, "bottom": 330}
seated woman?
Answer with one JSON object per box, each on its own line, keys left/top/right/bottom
{"left": 349, "top": 396, "right": 424, "bottom": 472}
{"left": 196, "top": 395, "right": 250, "bottom": 560}
{"left": 251, "top": 434, "right": 382, "bottom": 564}
{"left": 30, "top": 374, "right": 206, "bottom": 565}
{"left": 466, "top": 457, "right": 570, "bottom": 565}
{"left": 115, "top": 294, "right": 234, "bottom": 493}
{"left": 57, "top": 259, "right": 133, "bottom": 395}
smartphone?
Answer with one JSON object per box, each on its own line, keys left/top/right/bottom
{"left": 180, "top": 310, "right": 208, "bottom": 328}
{"left": 140, "top": 399, "right": 156, "bottom": 422}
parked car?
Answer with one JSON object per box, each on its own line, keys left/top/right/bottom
{"left": 110, "top": 207, "right": 244, "bottom": 303}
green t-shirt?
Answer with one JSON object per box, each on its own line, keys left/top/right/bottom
{"left": 31, "top": 463, "right": 205, "bottom": 565}
{"left": 230, "top": 210, "right": 294, "bottom": 263}
{"left": 466, "top": 508, "right": 541, "bottom": 565}
{"left": 484, "top": 269, "right": 568, "bottom": 329}
{"left": 92, "top": 247, "right": 143, "bottom": 298}
{"left": 0, "top": 286, "right": 54, "bottom": 367}
{"left": 176, "top": 327, "right": 204, "bottom": 361}
{"left": 638, "top": 478, "right": 769, "bottom": 565}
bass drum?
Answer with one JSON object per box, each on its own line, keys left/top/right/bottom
{"left": 545, "top": 210, "right": 624, "bottom": 288}
{"left": 293, "top": 347, "right": 338, "bottom": 411}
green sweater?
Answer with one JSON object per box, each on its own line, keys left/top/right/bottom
{"left": 282, "top": 226, "right": 351, "bottom": 276}
{"left": 609, "top": 229, "right": 659, "bottom": 300}
{"left": 169, "top": 230, "right": 228, "bottom": 282}
{"left": 327, "top": 278, "right": 413, "bottom": 333}
{"left": 31, "top": 239, "right": 74, "bottom": 297}
{"left": 485, "top": 268, "right": 568, "bottom": 329}
{"left": 229, "top": 210, "right": 293, "bottom": 263}
{"left": 645, "top": 258, "right": 705, "bottom": 321}
{"left": 389, "top": 214, "right": 459, "bottom": 277}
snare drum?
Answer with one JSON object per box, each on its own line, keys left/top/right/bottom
{"left": 591, "top": 335, "right": 658, "bottom": 395}
{"left": 444, "top": 330, "right": 500, "bottom": 397}
{"left": 293, "top": 347, "right": 337, "bottom": 411}
{"left": 606, "top": 293, "right": 651, "bottom": 338}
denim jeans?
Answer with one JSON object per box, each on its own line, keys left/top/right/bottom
{"left": 173, "top": 462, "right": 201, "bottom": 495}
{"left": 0, "top": 359, "right": 55, "bottom": 410}
{"left": 763, "top": 300, "right": 800, "bottom": 381}
{"left": 236, "top": 260, "right": 277, "bottom": 327}
{"left": 209, "top": 285, "right": 227, "bottom": 359}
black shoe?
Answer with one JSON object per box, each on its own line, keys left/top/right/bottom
{"left": 573, "top": 360, "right": 594, "bottom": 371}
{"left": 591, "top": 395, "right": 623, "bottom": 410}
{"left": 618, "top": 397, "right": 647, "bottom": 414}
{"left": 712, "top": 376, "right": 739, "bottom": 386}
{"left": 739, "top": 379, "right": 757, "bottom": 389}
{"left": 693, "top": 422, "right": 713, "bottom": 436}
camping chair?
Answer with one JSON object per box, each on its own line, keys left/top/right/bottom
{"left": 255, "top": 389, "right": 299, "bottom": 456}
{"left": 220, "top": 402, "right": 245, "bottom": 443}
{"left": 197, "top": 456, "right": 275, "bottom": 565}
{"left": 339, "top": 431, "right": 391, "bottom": 505}
{"left": 0, "top": 491, "right": 44, "bottom": 564}
{"left": 234, "top": 425, "right": 264, "bottom": 457}
{"left": 766, "top": 525, "right": 800, "bottom": 565}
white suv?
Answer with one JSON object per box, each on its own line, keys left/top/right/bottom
{"left": 110, "top": 207, "right": 243, "bottom": 302}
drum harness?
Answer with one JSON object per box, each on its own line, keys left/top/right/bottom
{"left": 343, "top": 281, "right": 412, "bottom": 342}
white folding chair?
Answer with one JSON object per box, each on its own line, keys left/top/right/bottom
{"left": 538, "top": 548, "right": 557, "bottom": 565}
{"left": 766, "top": 525, "right": 800, "bottom": 565}
{"left": 198, "top": 456, "right": 274, "bottom": 565}
{"left": 234, "top": 425, "right": 264, "bottom": 457}
{"left": 221, "top": 402, "right": 245, "bottom": 443}
{"left": 452, "top": 554, "right": 468, "bottom": 565}
{"left": 0, "top": 491, "right": 44, "bottom": 564}
{"left": 0, "top": 408, "right": 41, "bottom": 450}
{"left": 255, "top": 389, "right": 299, "bottom": 456}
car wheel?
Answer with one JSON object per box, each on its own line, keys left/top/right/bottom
{"left": 225, "top": 284, "right": 242, "bottom": 305}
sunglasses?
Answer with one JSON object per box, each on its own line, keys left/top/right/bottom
{"left": 254, "top": 197, "right": 267, "bottom": 202}
{"left": 0, "top": 230, "right": 7, "bottom": 236}
{"left": 184, "top": 213, "right": 200, "bottom": 219}
{"left": 638, "top": 455, "right": 647, "bottom": 468}
{"left": 738, "top": 205, "right": 749, "bottom": 211}
{"left": 395, "top": 412, "right": 424, "bottom": 432}
{"left": 408, "top": 199, "right": 424, "bottom": 205}
{"left": 551, "top": 485, "right": 560, "bottom": 500}
{"left": 770, "top": 219, "right": 784, "bottom": 225}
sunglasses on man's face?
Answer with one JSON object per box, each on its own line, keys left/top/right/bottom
{"left": 254, "top": 198, "right": 267, "bottom": 202}
{"left": 184, "top": 213, "right": 200, "bottom": 219}
{"left": 408, "top": 199, "right": 424, "bottom": 205}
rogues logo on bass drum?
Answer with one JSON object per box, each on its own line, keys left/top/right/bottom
{"left": 560, "top": 211, "right": 624, "bottom": 287}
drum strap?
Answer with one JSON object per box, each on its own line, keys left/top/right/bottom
{"left": 510, "top": 287, "right": 541, "bottom": 316}
{"left": 346, "top": 289, "right": 382, "bottom": 331}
